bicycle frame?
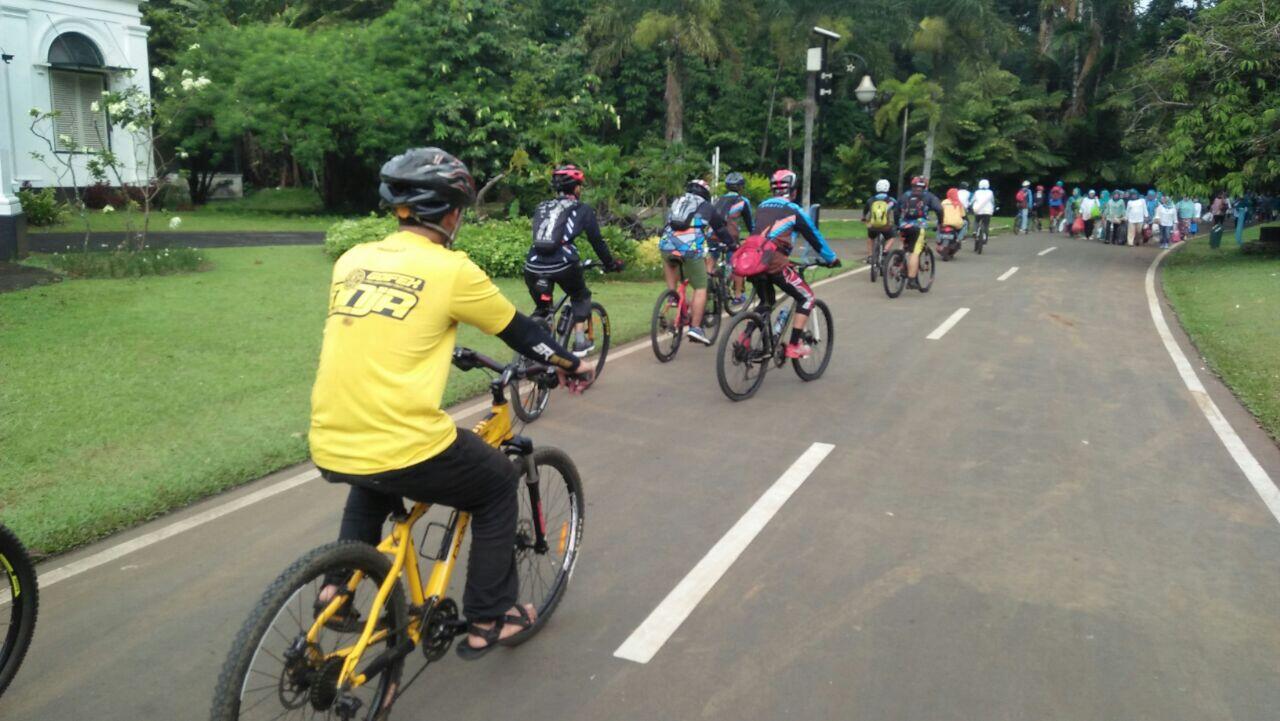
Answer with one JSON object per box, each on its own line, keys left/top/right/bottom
{"left": 308, "top": 368, "right": 519, "bottom": 691}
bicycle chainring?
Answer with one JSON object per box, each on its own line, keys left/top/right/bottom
{"left": 278, "top": 636, "right": 321, "bottom": 710}
{"left": 422, "top": 598, "right": 460, "bottom": 662}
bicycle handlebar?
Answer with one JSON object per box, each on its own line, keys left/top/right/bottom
{"left": 452, "top": 347, "right": 552, "bottom": 381}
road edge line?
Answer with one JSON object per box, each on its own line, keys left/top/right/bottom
{"left": 1146, "top": 246, "right": 1280, "bottom": 524}
{"left": 613, "top": 442, "right": 836, "bottom": 664}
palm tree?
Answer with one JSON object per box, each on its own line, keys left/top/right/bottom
{"left": 587, "top": 0, "right": 744, "bottom": 144}
{"left": 874, "top": 73, "right": 943, "bottom": 190}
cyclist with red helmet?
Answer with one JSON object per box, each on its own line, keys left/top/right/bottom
{"left": 751, "top": 169, "right": 840, "bottom": 359}
{"left": 311, "top": 148, "right": 595, "bottom": 658}
{"left": 895, "top": 176, "right": 944, "bottom": 289}
{"left": 525, "top": 164, "right": 624, "bottom": 355}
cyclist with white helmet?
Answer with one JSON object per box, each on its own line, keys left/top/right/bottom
{"left": 971, "top": 179, "right": 996, "bottom": 246}
{"left": 861, "top": 179, "right": 897, "bottom": 263}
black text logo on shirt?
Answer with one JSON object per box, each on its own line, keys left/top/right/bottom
{"left": 330, "top": 269, "right": 425, "bottom": 320}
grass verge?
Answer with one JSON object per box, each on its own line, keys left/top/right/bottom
{"left": 1162, "top": 223, "right": 1280, "bottom": 441}
{"left": 0, "top": 245, "right": 663, "bottom": 557}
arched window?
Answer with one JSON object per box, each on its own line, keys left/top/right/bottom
{"left": 47, "top": 33, "right": 108, "bottom": 153}
{"left": 48, "top": 32, "right": 104, "bottom": 68}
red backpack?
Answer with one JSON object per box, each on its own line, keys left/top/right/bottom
{"left": 731, "top": 233, "right": 777, "bottom": 277}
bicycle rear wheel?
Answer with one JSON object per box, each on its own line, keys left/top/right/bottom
{"left": 716, "top": 311, "right": 771, "bottom": 401}
{"left": 0, "top": 525, "right": 37, "bottom": 699}
{"left": 509, "top": 367, "right": 551, "bottom": 423}
{"left": 510, "top": 446, "right": 584, "bottom": 644}
{"left": 917, "top": 247, "right": 936, "bottom": 293}
{"left": 791, "top": 300, "right": 834, "bottom": 381}
{"left": 650, "top": 289, "right": 683, "bottom": 362}
{"left": 211, "top": 542, "right": 408, "bottom": 721}
{"left": 883, "top": 250, "right": 907, "bottom": 298}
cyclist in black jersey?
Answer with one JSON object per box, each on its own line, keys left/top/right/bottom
{"left": 525, "top": 164, "right": 624, "bottom": 355}
{"left": 895, "top": 176, "right": 945, "bottom": 289}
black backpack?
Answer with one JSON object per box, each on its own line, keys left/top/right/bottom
{"left": 902, "top": 192, "right": 926, "bottom": 220}
{"left": 531, "top": 198, "right": 580, "bottom": 255}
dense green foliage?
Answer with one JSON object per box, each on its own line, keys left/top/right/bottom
{"left": 323, "top": 216, "right": 639, "bottom": 277}
{"left": 46, "top": 247, "right": 207, "bottom": 278}
{"left": 142, "top": 0, "right": 1277, "bottom": 212}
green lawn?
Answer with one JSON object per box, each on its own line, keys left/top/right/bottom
{"left": 1162, "top": 224, "right": 1280, "bottom": 440}
{"left": 30, "top": 188, "right": 346, "bottom": 234}
{"left": 0, "top": 245, "right": 664, "bottom": 557}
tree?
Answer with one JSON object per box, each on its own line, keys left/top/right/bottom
{"left": 587, "top": 0, "right": 747, "bottom": 144}
{"left": 1125, "top": 0, "right": 1280, "bottom": 195}
{"left": 874, "top": 73, "right": 943, "bottom": 190}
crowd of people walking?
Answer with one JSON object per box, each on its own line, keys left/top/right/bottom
{"left": 1010, "top": 181, "right": 1270, "bottom": 249}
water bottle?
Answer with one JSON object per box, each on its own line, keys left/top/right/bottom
{"left": 773, "top": 307, "right": 790, "bottom": 336}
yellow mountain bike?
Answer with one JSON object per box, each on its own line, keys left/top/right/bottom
{"left": 211, "top": 348, "right": 584, "bottom": 720}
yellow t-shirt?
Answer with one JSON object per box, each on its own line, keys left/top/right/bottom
{"left": 309, "top": 231, "right": 516, "bottom": 475}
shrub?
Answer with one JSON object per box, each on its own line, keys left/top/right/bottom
{"left": 324, "top": 214, "right": 643, "bottom": 279}
{"left": 323, "top": 214, "right": 396, "bottom": 260}
{"left": 48, "top": 247, "right": 207, "bottom": 278}
{"left": 17, "top": 187, "right": 67, "bottom": 226}
{"left": 633, "top": 236, "right": 663, "bottom": 273}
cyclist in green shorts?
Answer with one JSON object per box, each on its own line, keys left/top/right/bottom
{"left": 660, "top": 179, "right": 736, "bottom": 345}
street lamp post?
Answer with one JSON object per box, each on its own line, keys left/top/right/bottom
{"left": 802, "top": 27, "right": 840, "bottom": 209}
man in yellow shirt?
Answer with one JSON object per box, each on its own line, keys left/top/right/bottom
{"left": 310, "top": 148, "right": 593, "bottom": 659}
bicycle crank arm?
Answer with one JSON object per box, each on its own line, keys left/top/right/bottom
{"left": 355, "top": 637, "right": 417, "bottom": 684}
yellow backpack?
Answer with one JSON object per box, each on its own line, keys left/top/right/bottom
{"left": 942, "top": 200, "right": 965, "bottom": 229}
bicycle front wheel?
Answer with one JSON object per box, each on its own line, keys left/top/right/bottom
{"left": 917, "top": 247, "right": 936, "bottom": 293}
{"left": 791, "top": 299, "right": 834, "bottom": 381}
{"left": 716, "top": 311, "right": 771, "bottom": 401}
{"left": 582, "top": 302, "right": 611, "bottom": 384}
{"left": 650, "top": 289, "right": 683, "bottom": 362}
{"left": 883, "top": 250, "right": 907, "bottom": 298}
{"left": 725, "top": 278, "right": 756, "bottom": 315}
{"left": 0, "top": 525, "right": 38, "bottom": 699}
{"left": 211, "top": 542, "right": 408, "bottom": 721}
{"left": 511, "top": 446, "right": 584, "bottom": 644}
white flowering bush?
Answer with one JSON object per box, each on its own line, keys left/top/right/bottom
{"left": 26, "top": 63, "right": 213, "bottom": 253}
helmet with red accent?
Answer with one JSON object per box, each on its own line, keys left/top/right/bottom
{"left": 685, "top": 178, "right": 711, "bottom": 201}
{"left": 552, "top": 164, "right": 585, "bottom": 193}
{"left": 910, "top": 175, "right": 927, "bottom": 189}
{"left": 770, "top": 169, "right": 798, "bottom": 197}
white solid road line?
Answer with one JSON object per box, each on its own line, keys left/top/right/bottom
{"left": 30, "top": 265, "right": 872, "bottom": 590}
{"left": 1147, "top": 248, "right": 1280, "bottom": 525}
{"left": 997, "top": 266, "right": 1019, "bottom": 281}
{"left": 1038, "top": 246, "right": 1057, "bottom": 256}
{"left": 613, "top": 442, "right": 836, "bottom": 664}
{"left": 37, "top": 468, "right": 320, "bottom": 591}
{"left": 926, "top": 308, "right": 971, "bottom": 340}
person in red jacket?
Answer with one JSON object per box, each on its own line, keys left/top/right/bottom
{"left": 1048, "top": 181, "right": 1066, "bottom": 232}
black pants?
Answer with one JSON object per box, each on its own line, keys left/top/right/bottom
{"left": 1083, "top": 218, "right": 1095, "bottom": 238}
{"left": 524, "top": 265, "right": 591, "bottom": 322}
{"left": 321, "top": 430, "right": 520, "bottom": 620}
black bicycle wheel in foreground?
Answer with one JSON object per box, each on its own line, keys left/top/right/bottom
{"left": 791, "top": 299, "right": 834, "bottom": 381}
{"left": 0, "top": 524, "right": 38, "bottom": 700}
{"left": 716, "top": 310, "right": 771, "bottom": 401}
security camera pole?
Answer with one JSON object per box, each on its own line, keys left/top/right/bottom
{"left": 803, "top": 26, "right": 840, "bottom": 208}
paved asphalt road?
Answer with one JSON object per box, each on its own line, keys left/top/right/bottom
{"left": 7, "top": 231, "right": 1280, "bottom": 720}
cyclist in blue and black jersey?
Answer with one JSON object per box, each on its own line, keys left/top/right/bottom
{"left": 895, "top": 176, "right": 944, "bottom": 289}
{"left": 753, "top": 169, "right": 841, "bottom": 359}
{"left": 714, "top": 172, "right": 754, "bottom": 304}
{"left": 660, "top": 179, "right": 736, "bottom": 346}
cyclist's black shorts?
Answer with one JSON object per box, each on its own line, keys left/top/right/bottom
{"left": 867, "top": 226, "right": 893, "bottom": 241}
{"left": 524, "top": 265, "right": 591, "bottom": 321}
{"left": 751, "top": 265, "right": 816, "bottom": 315}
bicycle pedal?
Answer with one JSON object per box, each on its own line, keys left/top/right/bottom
{"left": 334, "top": 695, "right": 363, "bottom": 720}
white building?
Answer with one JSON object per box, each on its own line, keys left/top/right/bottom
{"left": 0, "top": 0, "right": 151, "bottom": 259}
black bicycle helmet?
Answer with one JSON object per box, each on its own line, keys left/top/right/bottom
{"left": 686, "top": 179, "right": 711, "bottom": 201}
{"left": 724, "top": 172, "right": 745, "bottom": 192}
{"left": 378, "top": 147, "right": 476, "bottom": 222}
{"left": 960, "top": 181, "right": 970, "bottom": 190}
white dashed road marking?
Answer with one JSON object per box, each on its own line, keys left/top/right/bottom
{"left": 1038, "top": 246, "right": 1057, "bottom": 256}
{"left": 613, "top": 442, "right": 836, "bottom": 664}
{"left": 997, "top": 267, "right": 1019, "bottom": 281}
{"left": 926, "top": 308, "right": 971, "bottom": 340}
